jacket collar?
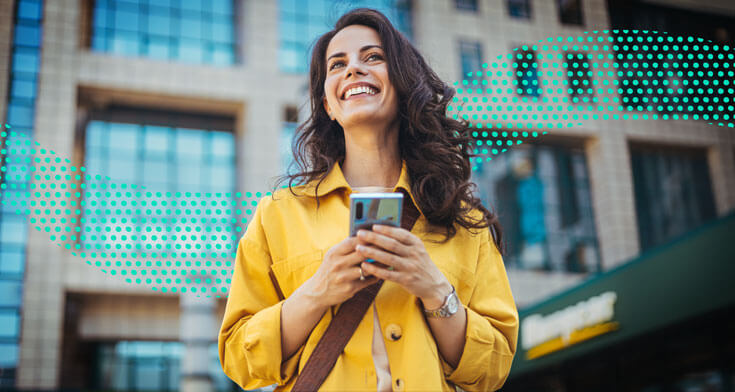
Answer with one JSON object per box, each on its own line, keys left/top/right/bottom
{"left": 297, "top": 160, "right": 424, "bottom": 217}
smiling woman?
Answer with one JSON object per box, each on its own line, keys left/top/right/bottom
{"left": 219, "top": 8, "right": 519, "bottom": 392}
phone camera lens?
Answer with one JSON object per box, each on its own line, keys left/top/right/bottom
{"left": 356, "top": 202, "right": 363, "bottom": 220}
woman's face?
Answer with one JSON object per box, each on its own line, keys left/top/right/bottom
{"left": 323, "top": 25, "right": 399, "bottom": 132}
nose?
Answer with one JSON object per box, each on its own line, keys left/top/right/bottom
{"left": 344, "top": 57, "right": 367, "bottom": 79}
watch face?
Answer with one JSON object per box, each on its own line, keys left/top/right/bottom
{"left": 447, "top": 292, "right": 459, "bottom": 314}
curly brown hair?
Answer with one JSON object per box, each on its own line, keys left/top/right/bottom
{"left": 274, "top": 8, "right": 504, "bottom": 252}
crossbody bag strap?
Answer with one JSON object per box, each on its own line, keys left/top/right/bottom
{"left": 291, "top": 190, "right": 420, "bottom": 392}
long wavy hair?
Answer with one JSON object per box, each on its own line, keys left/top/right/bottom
{"left": 274, "top": 8, "right": 504, "bottom": 252}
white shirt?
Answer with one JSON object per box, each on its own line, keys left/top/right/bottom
{"left": 352, "top": 186, "right": 394, "bottom": 392}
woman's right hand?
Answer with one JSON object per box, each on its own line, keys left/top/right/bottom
{"left": 300, "top": 237, "right": 379, "bottom": 308}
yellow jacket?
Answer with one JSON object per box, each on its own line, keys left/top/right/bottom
{"left": 218, "top": 161, "right": 519, "bottom": 391}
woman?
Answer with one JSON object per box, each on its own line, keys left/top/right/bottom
{"left": 219, "top": 8, "right": 518, "bottom": 392}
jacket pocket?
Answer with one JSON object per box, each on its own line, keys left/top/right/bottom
{"left": 435, "top": 260, "right": 476, "bottom": 303}
{"left": 270, "top": 250, "right": 324, "bottom": 298}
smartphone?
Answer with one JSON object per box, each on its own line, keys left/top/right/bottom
{"left": 349, "top": 192, "right": 403, "bottom": 263}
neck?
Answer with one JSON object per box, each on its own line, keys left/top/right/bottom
{"left": 341, "top": 123, "right": 401, "bottom": 189}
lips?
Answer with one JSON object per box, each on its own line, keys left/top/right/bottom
{"left": 340, "top": 82, "right": 380, "bottom": 100}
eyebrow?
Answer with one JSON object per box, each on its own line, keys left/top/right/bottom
{"left": 327, "top": 45, "right": 383, "bottom": 63}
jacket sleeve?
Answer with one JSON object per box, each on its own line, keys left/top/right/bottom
{"left": 439, "top": 228, "right": 519, "bottom": 391}
{"left": 218, "top": 198, "right": 306, "bottom": 389}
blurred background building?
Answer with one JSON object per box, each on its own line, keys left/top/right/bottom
{"left": 0, "top": 0, "right": 733, "bottom": 391}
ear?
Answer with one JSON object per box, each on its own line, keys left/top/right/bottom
{"left": 323, "top": 96, "right": 331, "bottom": 117}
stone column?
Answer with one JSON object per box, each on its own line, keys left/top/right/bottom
{"left": 180, "top": 294, "right": 217, "bottom": 392}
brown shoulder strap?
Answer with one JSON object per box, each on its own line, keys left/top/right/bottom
{"left": 291, "top": 190, "right": 420, "bottom": 391}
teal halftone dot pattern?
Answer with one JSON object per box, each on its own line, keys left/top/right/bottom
{"left": 0, "top": 128, "right": 263, "bottom": 298}
{"left": 2, "top": 31, "right": 734, "bottom": 296}
{"left": 449, "top": 30, "right": 735, "bottom": 170}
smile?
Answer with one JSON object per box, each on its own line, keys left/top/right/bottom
{"left": 342, "top": 85, "right": 379, "bottom": 100}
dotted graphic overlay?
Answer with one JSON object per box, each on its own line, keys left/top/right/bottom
{"left": 2, "top": 30, "right": 734, "bottom": 296}
{"left": 0, "top": 127, "right": 264, "bottom": 298}
{"left": 449, "top": 30, "right": 735, "bottom": 171}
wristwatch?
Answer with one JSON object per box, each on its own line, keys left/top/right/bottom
{"left": 423, "top": 285, "right": 459, "bottom": 318}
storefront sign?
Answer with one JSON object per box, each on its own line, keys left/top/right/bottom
{"left": 521, "top": 291, "right": 618, "bottom": 359}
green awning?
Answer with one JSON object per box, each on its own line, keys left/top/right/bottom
{"left": 509, "top": 212, "right": 735, "bottom": 378}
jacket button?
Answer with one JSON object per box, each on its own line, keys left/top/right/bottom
{"left": 394, "top": 378, "right": 404, "bottom": 391}
{"left": 385, "top": 323, "right": 402, "bottom": 341}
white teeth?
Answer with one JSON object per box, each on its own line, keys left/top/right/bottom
{"left": 344, "top": 86, "right": 377, "bottom": 99}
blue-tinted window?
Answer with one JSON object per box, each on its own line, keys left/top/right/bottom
{"left": 631, "top": 145, "right": 716, "bottom": 250}
{"left": 507, "top": 0, "right": 531, "bottom": 19}
{"left": 91, "top": 0, "right": 236, "bottom": 65}
{"left": 0, "top": 310, "right": 20, "bottom": 339}
{"left": 94, "top": 341, "right": 235, "bottom": 392}
{"left": 0, "top": 250, "right": 25, "bottom": 276}
{"left": 458, "top": 40, "right": 483, "bottom": 81}
{"left": 0, "top": 2, "right": 43, "bottom": 385}
{"left": 472, "top": 143, "right": 600, "bottom": 273}
{"left": 82, "top": 119, "right": 236, "bottom": 253}
{"left": 278, "top": 0, "right": 412, "bottom": 73}
{"left": 17, "top": 0, "right": 42, "bottom": 20}
{"left": 281, "top": 122, "right": 297, "bottom": 176}
{"left": 13, "top": 24, "right": 41, "bottom": 47}
{"left": 455, "top": 0, "right": 478, "bottom": 12}
{"left": 0, "top": 343, "right": 19, "bottom": 368}
{"left": 514, "top": 48, "right": 541, "bottom": 97}
{"left": 280, "top": 106, "right": 299, "bottom": 176}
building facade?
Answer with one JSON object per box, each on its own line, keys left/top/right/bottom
{"left": 0, "top": 0, "right": 734, "bottom": 391}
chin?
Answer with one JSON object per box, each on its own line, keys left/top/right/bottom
{"left": 343, "top": 111, "right": 385, "bottom": 125}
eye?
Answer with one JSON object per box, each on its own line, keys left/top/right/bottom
{"left": 329, "top": 60, "right": 344, "bottom": 70}
{"left": 367, "top": 53, "right": 382, "bottom": 61}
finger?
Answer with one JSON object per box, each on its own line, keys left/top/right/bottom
{"left": 331, "top": 237, "right": 358, "bottom": 256}
{"left": 361, "top": 261, "right": 401, "bottom": 282}
{"left": 356, "top": 229, "right": 408, "bottom": 256}
{"left": 338, "top": 250, "right": 369, "bottom": 268}
{"left": 355, "top": 244, "right": 404, "bottom": 270}
{"left": 353, "top": 265, "right": 374, "bottom": 281}
{"left": 372, "top": 224, "right": 417, "bottom": 245}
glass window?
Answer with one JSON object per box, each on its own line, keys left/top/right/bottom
{"left": 631, "top": 145, "right": 717, "bottom": 250}
{"left": 507, "top": 0, "right": 532, "bottom": 19}
{"left": 472, "top": 142, "right": 600, "bottom": 273}
{"left": 82, "top": 116, "right": 236, "bottom": 254}
{"left": 90, "top": 0, "right": 236, "bottom": 65}
{"left": 565, "top": 52, "right": 593, "bottom": 101}
{"left": 458, "top": 40, "right": 483, "bottom": 81}
{"left": 557, "top": 0, "right": 584, "bottom": 26}
{"left": 0, "top": 249, "right": 25, "bottom": 276}
{"left": 0, "top": 343, "right": 19, "bottom": 367}
{"left": 10, "top": 77, "right": 36, "bottom": 101}
{"left": 278, "top": 0, "right": 412, "bottom": 73}
{"left": 13, "top": 24, "right": 41, "bottom": 47}
{"left": 94, "top": 341, "right": 236, "bottom": 392}
{"left": 0, "top": 216, "right": 27, "bottom": 245}
{"left": 17, "top": 0, "right": 42, "bottom": 21}
{"left": 0, "top": 280, "right": 23, "bottom": 307}
{"left": 281, "top": 122, "right": 297, "bottom": 176}
{"left": 11, "top": 47, "right": 39, "bottom": 74}
{"left": 514, "top": 48, "right": 541, "bottom": 97}
{"left": 455, "top": 0, "right": 478, "bottom": 12}
{"left": 280, "top": 106, "right": 299, "bottom": 176}
{"left": 0, "top": 310, "right": 20, "bottom": 339}
{"left": 0, "top": 2, "right": 43, "bottom": 388}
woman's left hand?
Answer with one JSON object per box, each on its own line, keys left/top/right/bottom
{"left": 355, "top": 224, "right": 452, "bottom": 309}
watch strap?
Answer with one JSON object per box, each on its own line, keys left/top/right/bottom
{"left": 423, "top": 285, "right": 457, "bottom": 318}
